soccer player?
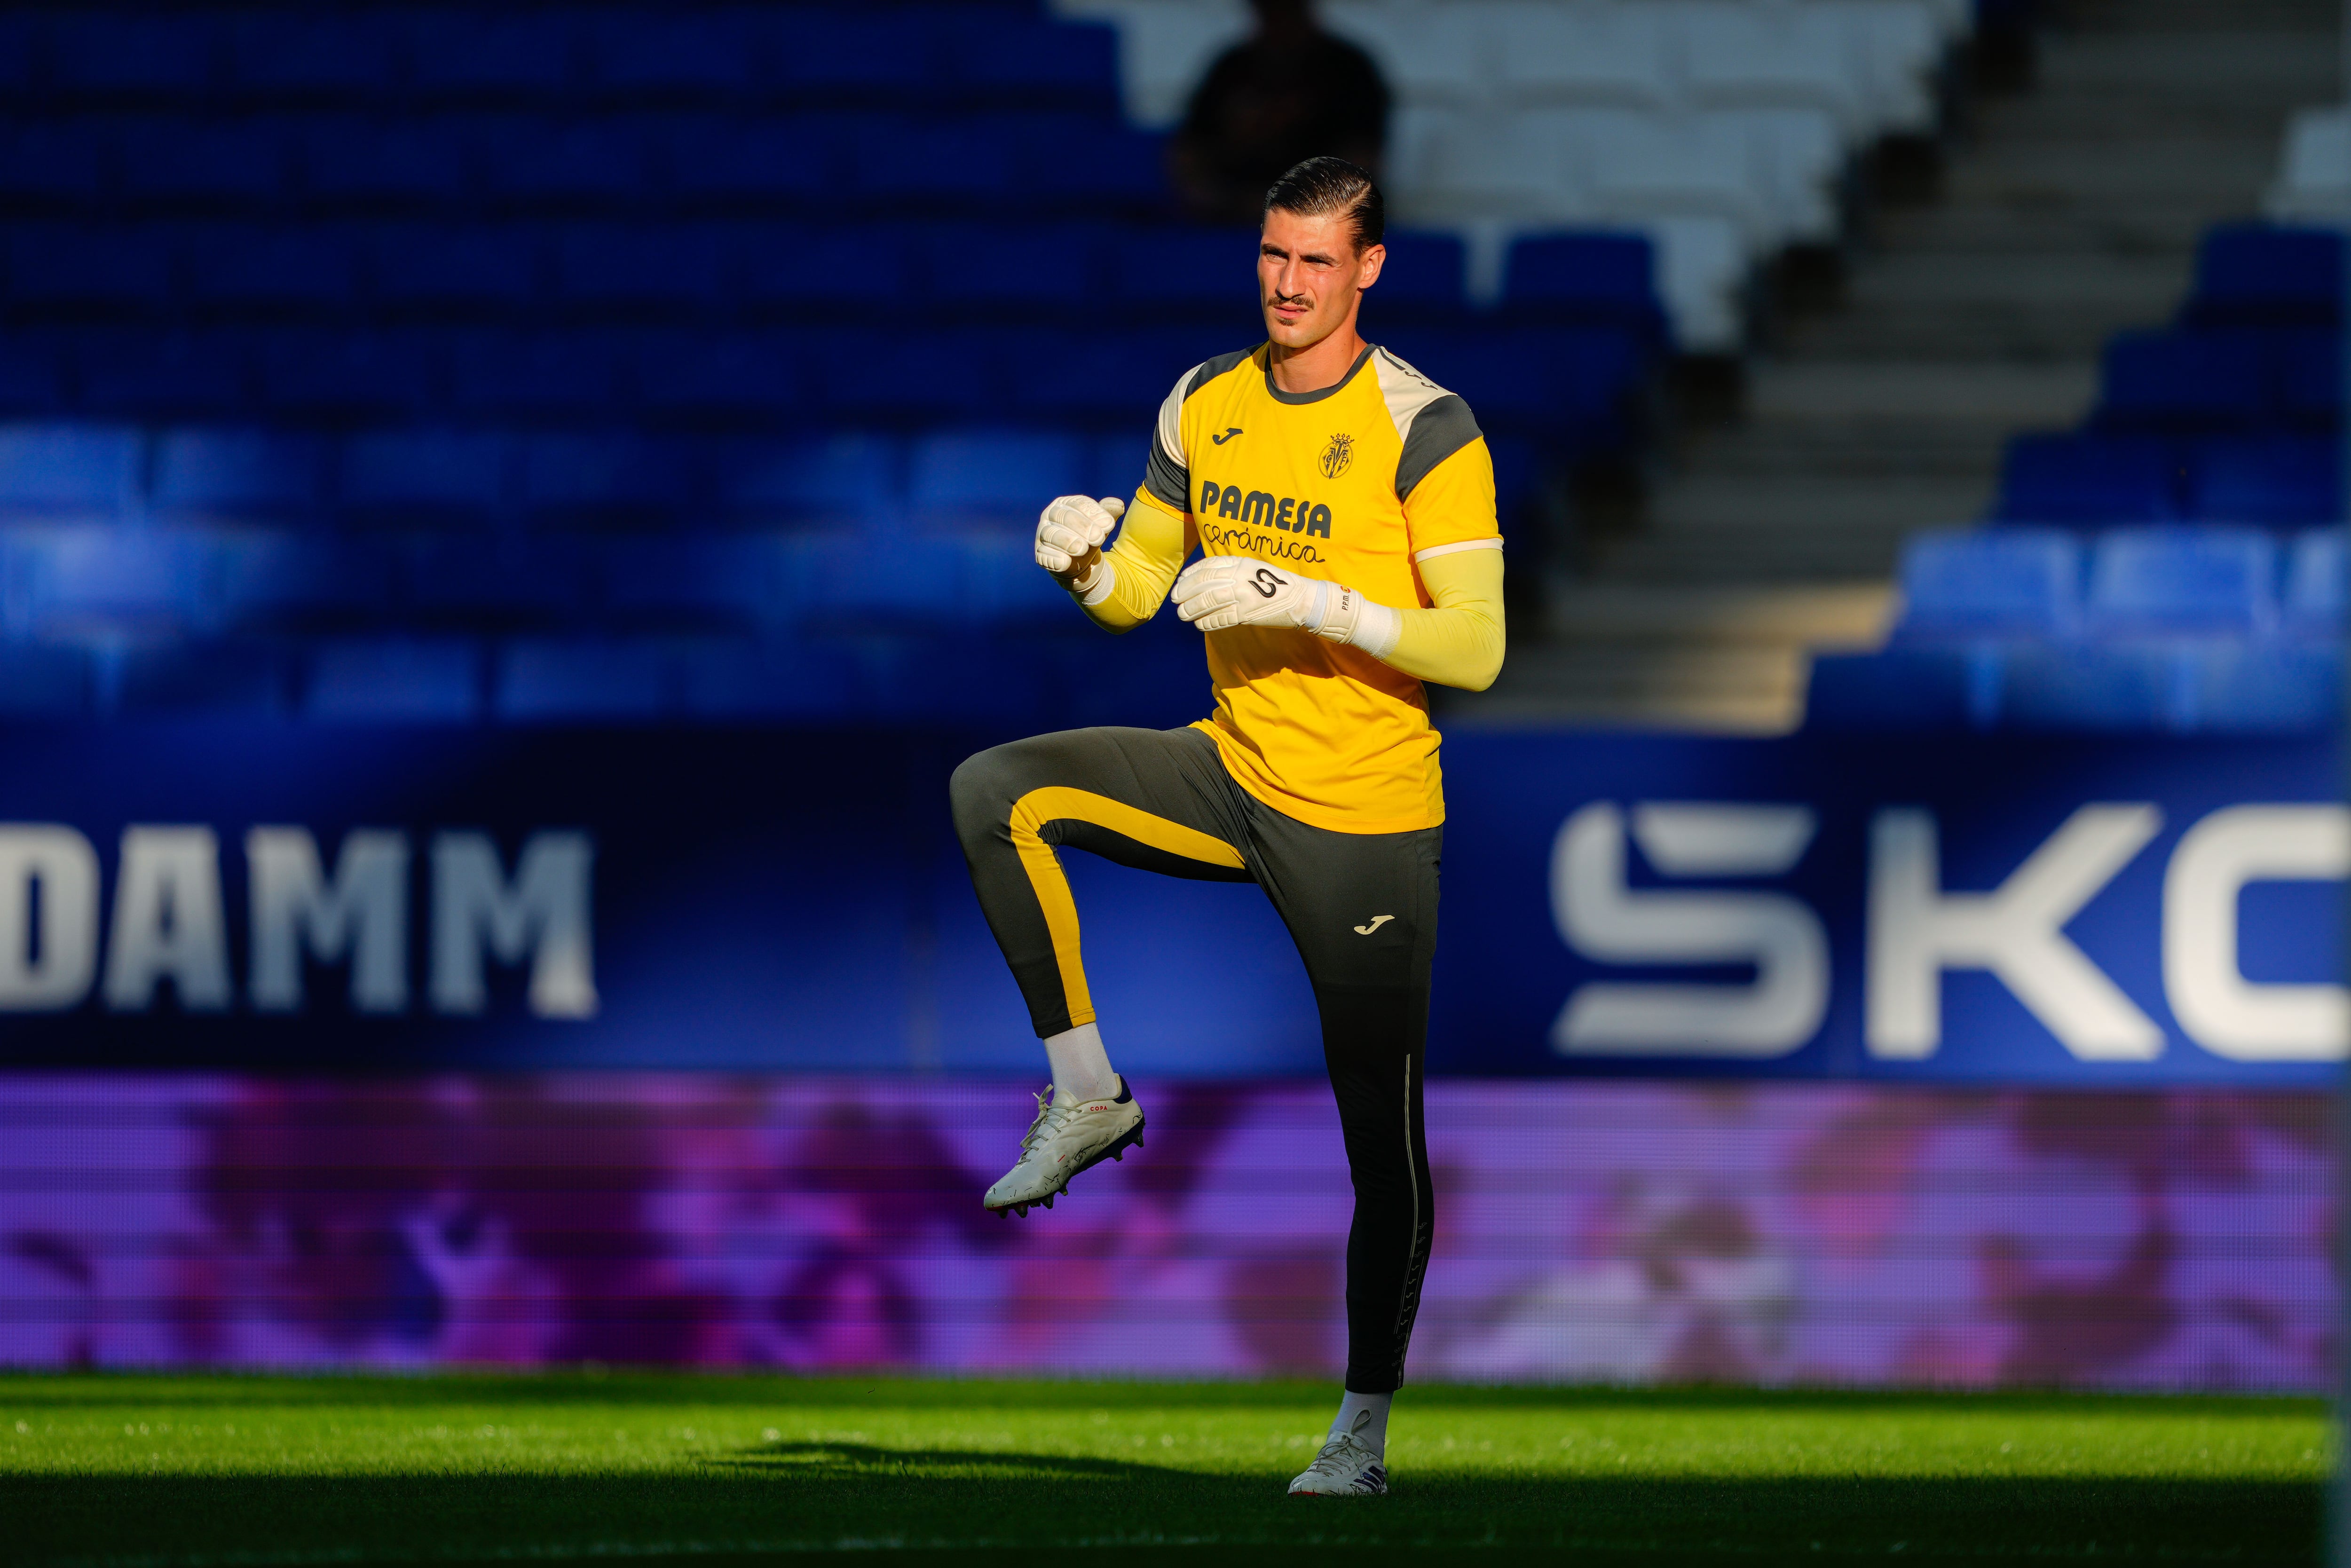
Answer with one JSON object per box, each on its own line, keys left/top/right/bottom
{"left": 948, "top": 156, "right": 1505, "bottom": 1497}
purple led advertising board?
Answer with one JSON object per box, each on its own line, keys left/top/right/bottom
{"left": 0, "top": 1075, "right": 2329, "bottom": 1388}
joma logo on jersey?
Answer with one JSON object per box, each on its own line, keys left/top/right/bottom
{"left": 1198, "top": 480, "right": 1333, "bottom": 538}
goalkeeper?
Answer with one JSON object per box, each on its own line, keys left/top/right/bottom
{"left": 948, "top": 157, "right": 1504, "bottom": 1498}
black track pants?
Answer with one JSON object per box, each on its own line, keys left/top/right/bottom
{"left": 949, "top": 725, "right": 1438, "bottom": 1394}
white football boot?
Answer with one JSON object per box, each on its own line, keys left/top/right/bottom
{"left": 982, "top": 1078, "right": 1144, "bottom": 1217}
{"left": 1288, "top": 1411, "right": 1389, "bottom": 1497}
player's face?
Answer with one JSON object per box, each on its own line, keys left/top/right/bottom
{"left": 1258, "top": 209, "right": 1387, "bottom": 351}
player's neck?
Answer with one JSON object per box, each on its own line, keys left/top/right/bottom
{"left": 1266, "top": 320, "right": 1367, "bottom": 396}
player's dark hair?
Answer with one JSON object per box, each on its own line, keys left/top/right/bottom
{"left": 1262, "top": 157, "right": 1385, "bottom": 252}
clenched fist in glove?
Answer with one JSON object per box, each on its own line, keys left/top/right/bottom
{"left": 1035, "top": 494, "right": 1124, "bottom": 598}
{"left": 1171, "top": 555, "right": 1399, "bottom": 656}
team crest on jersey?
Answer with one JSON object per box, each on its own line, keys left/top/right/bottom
{"left": 1319, "top": 432, "right": 1354, "bottom": 479}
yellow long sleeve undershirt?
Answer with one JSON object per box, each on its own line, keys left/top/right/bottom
{"left": 1070, "top": 499, "right": 1507, "bottom": 693}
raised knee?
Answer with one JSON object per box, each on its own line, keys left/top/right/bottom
{"left": 950, "top": 746, "right": 1023, "bottom": 840}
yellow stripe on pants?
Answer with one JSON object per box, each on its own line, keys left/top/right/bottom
{"left": 1006, "top": 786, "right": 1247, "bottom": 1027}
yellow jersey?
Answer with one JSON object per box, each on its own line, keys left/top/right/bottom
{"left": 1129, "top": 341, "right": 1501, "bottom": 834}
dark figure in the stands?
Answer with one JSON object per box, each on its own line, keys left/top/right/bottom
{"left": 1169, "top": 0, "right": 1391, "bottom": 226}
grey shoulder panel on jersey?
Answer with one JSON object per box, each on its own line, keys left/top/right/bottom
{"left": 1143, "top": 348, "right": 1258, "bottom": 512}
{"left": 1394, "top": 393, "right": 1483, "bottom": 501}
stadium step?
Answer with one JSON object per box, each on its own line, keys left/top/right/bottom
{"left": 1482, "top": 0, "right": 2331, "bottom": 730}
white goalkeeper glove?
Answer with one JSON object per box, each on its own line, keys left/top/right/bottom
{"left": 1170, "top": 555, "right": 1399, "bottom": 656}
{"left": 1035, "top": 494, "right": 1123, "bottom": 601}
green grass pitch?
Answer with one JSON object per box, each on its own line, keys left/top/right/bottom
{"left": 0, "top": 1374, "right": 2329, "bottom": 1566}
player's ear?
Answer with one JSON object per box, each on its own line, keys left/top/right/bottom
{"left": 1355, "top": 243, "right": 1386, "bottom": 291}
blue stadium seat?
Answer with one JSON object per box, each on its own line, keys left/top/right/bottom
{"left": 1008, "top": 328, "right": 1177, "bottom": 421}
{"left": 852, "top": 116, "right": 1016, "bottom": 203}
{"left": 862, "top": 632, "right": 1051, "bottom": 725}
{"left": 368, "top": 224, "right": 542, "bottom": 307}
{"left": 908, "top": 429, "right": 1087, "bottom": 526}
{"left": 1370, "top": 232, "right": 1469, "bottom": 315}
{"left": 0, "top": 336, "right": 65, "bottom": 414}
{"left": 151, "top": 429, "right": 327, "bottom": 522}
{"left": 496, "top": 638, "right": 671, "bottom": 722}
{"left": 405, "top": 11, "right": 580, "bottom": 95}
{"left": 402, "top": 535, "right": 592, "bottom": 625}
{"left": 553, "top": 223, "right": 726, "bottom": 309}
{"left": 959, "top": 533, "right": 1084, "bottom": 627}
{"left": 2085, "top": 525, "right": 2278, "bottom": 637}
{"left": 715, "top": 433, "right": 899, "bottom": 525}
{"left": 261, "top": 331, "right": 436, "bottom": 418}
{"left": 1993, "top": 433, "right": 2182, "bottom": 524}
{"left": 1012, "top": 116, "right": 1164, "bottom": 204}
{"left": 0, "top": 120, "right": 109, "bottom": 204}
{"left": 2284, "top": 529, "right": 2345, "bottom": 638}
{"left": 2094, "top": 330, "right": 2272, "bottom": 432}
{"left": 1999, "top": 642, "right": 2182, "bottom": 732}
{"left": 8, "top": 223, "right": 176, "bottom": 309}
{"left": 1501, "top": 232, "right": 1668, "bottom": 341}
{"left": 119, "top": 117, "right": 291, "bottom": 203}
{"left": 1384, "top": 326, "right": 1643, "bottom": 454}
{"left": 7, "top": 525, "right": 221, "bottom": 640}
{"left": 2274, "top": 330, "right": 2341, "bottom": 429}
{"left": 450, "top": 331, "right": 627, "bottom": 419}
{"left": 297, "top": 116, "right": 470, "bottom": 201}
{"left": 2181, "top": 224, "right": 2342, "bottom": 331}
{"left": 738, "top": 221, "right": 916, "bottom": 306}
{"left": 1804, "top": 647, "right": 1996, "bottom": 731}
{"left": 480, "top": 114, "right": 654, "bottom": 200}
{"left": 601, "top": 533, "right": 795, "bottom": 627}
{"left": 522, "top": 433, "right": 695, "bottom": 528}
{"left": 666, "top": 115, "right": 847, "bottom": 200}
{"left": 75, "top": 329, "right": 251, "bottom": 418}
{"left": 2185, "top": 642, "right": 2343, "bottom": 732}
{"left": 771, "top": 13, "right": 938, "bottom": 95}
{"left": 339, "top": 430, "right": 511, "bottom": 526}
{"left": 1089, "top": 433, "right": 1150, "bottom": 506}
{"left": 0, "top": 14, "right": 32, "bottom": 93}
{"left": 674, "top": 636, "right": 859, "bottom": 719}
{"left": 953, "top": 18, "right": 1120, "bottom": 102}
{"left": 639, "top": 332, "right": 808, "bottom": 420}
{"left": 230, "top": 11, "right": 401, "bottom": 96}
{"left": 0, "top": 645, "right": 89, "bottom": 716}
{"left": 2186, "top": 434, "right": 2341, "bottom": 525}
{"left": 822, "top": 327, "right": 1011, "bottom": 421}
{"left": 47, "top": 12, "right": 219, "bottom": 94}
{"left": 0, "top": 426, "right": 142, "bottom": 520}
{"left": 588, "top": 9, "right": 759, "bottom": 93}
{"left": 1113, "top": 227, "right": 1262, "bottom": 311}
{"left": 187, "top": 225, "right": 360, "bottom": 308}
{"left": 795, "top": 531, "right": 963, "bottom": 628}
{"left": 923, "top": 221, "right": 1107, "bottom": 308}
{"left": 306, "top": 638, "right": 483, "bottom": 722}
{"left": 118, "top": 643, "right": 287, "bottom": 717}
{"left": 217, "top": 531, "right": 391, "bottom": 630}
{"left": 1894, "top": 528, "right": 2081, "bottom": 640}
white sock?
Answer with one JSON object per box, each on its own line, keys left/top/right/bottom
{"left": 1328, "top": 1391, "right": 1391, "bottom": 1457}
{"left": 1042, "top": 1022, "right": 1120, "bottom": 1104}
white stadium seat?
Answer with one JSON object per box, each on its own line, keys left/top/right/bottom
{"left": 2266, "top": 106, "right": 2350, "bottom": 225}
{"left": 1488, "top": 3, "right": 1679, "bottom": 114}
{"left": 1053, "top": 0, "right": 1968, "bottom": 349}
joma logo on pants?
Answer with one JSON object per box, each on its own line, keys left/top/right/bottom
{"left": 0, "top": 826, "right": 597, "bottom": 1017}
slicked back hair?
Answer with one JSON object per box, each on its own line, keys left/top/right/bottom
{"left": 1262, "top": 156, "right": 1385, "bottom": 252}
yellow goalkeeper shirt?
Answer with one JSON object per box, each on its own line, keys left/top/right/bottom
{"left": 1106, "top": 341, "right": 1502, "bottom": 834}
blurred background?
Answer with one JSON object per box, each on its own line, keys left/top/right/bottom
{"left": 0, "top": 0, "right": 2341, "bottom": 1391}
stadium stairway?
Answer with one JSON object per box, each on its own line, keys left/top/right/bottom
{"left": 1455, "top": 0, "right": 2339, "bottom": 731}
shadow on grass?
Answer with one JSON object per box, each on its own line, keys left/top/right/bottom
{"left": 1, "top": 1440, "right": 2323, "bottom": 1566}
